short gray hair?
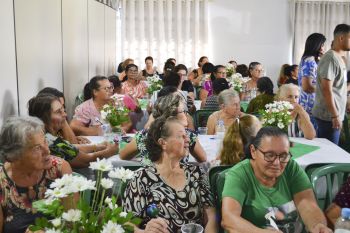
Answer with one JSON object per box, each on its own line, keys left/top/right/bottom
{"left": 0, "top": 116, "right": 44, "bottom": 162}
{"left": 276, "top": 83, "right": 299, "bottom": 100}
{"left": 218, "top": 89, "right": 240, "bottom": 106}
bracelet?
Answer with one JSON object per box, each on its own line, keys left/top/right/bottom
{"left": 331, "top": 115, "right": 339, "bottom": 119}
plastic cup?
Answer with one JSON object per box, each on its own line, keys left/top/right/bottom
{"left": 181, "top": 223, "right": 203, "bottom": 233}
{"left": 198, "top": 127, "right": 208, "bottom": 135}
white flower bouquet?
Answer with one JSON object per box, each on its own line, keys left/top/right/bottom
{"left": 225, "top": 63, "right": 235, "bottom": 78}
{"left": 259, "top": 101, "right": 294, "bottom": 131}
{"left": 100, "top": 96, "right": 130, "bottom": 128}
{"left": 227, "top": 73, "right": 250, "bottom": 93}
{"left": 30, "top": 159, "right": 139, "bottom": 233}
{"left": 146, "top": 74, "right": 163, "bottom": 95}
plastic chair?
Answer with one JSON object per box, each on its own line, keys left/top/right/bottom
{"left": 193, "top": 109, "right": 215, "bottom": 130}
{"left": 310, "top": 163, "right": 350, "bottom": 210}
{"left": 208, "top": 165, "right": 232, "bottom": 233}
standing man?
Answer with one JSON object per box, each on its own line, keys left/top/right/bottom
{"left": 312, "top": 24, "right": 350, "bottom": 144}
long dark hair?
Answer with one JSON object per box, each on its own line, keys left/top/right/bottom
{"left": 302, "top": 33, "right": 326, "bottom": 63}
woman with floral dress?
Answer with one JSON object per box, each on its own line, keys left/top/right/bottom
{"left": 298, "top": 33, "right": 326, "bottom": 130}
{"left": 120, "top": 94, "right": 206, "bottom": 165}
{"left": 0, "top": 116, "right": 72, "bottom": 233}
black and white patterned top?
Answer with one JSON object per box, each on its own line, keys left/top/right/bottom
{"left": 123, "top": 163, "right": 214, "bottom": 232}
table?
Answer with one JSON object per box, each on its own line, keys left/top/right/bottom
{"left": 77, "top": 135, "right": 350, "bottom": 179}
{"left": 197, "top": 135, "right": 350, "bottom": 169}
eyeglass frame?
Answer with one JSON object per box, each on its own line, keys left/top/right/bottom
{"left": 255, "top": 147, "right": 292, "bottom": 163}
{"left": 99, "top": 86, "right": 114, "bottom": 92}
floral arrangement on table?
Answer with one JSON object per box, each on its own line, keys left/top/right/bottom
{"left": 146, "top": 74, "right": 163, "bottom": 95}
{"left": 227, "top": 73, "right": 250, "bottom": 93}
{"left": 29, "top": 158, "right": 140, "bottom": 233}
{"left": 101, "top": 95, "right": 130, "bottom": 128}
{"left": 225, "top": 63, "right": 235, "bottom": 78}
{"left": 259, "top": 101, "right": 294, "bottom": 131}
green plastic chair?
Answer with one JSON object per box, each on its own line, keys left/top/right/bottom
{"left": 208, "top": 165, "right": 233, "bottom": 233}
{"left": 310, "top": 163, "right": 350, "bottom": 210}
{"left": 193, "top": 109, "right": 215, "bottom": 130}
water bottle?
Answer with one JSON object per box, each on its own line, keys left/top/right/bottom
{"left": 335, "top": 208, "right": 350, "bottom": 232}
{"left": 216, "top": 120, "right": 226, "bottom": 139}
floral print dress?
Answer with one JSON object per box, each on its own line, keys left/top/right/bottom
{"left": 135, "top": 128, "right": 198, "bottom": 165}
{"left": 0, "top": 157, "right": 63, "bottom": 233}
{"left": 123, "top": 163, "right": 214, "bottom": 232}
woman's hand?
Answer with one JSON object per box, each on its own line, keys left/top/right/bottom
{"left": 76, "top": 136, "right": 91, "bottom": 144}
{"left": 144, "top": 218, "right": 169, "bottom": 233}
{"left": 309, "top": 223, "right": 332, "bottom": 233}
{"left": 102, "top": 142, "right": 119, "bottom": 157}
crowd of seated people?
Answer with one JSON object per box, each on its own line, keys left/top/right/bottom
{"left": 1, "top": 23, "right": 350, "bottom": 232}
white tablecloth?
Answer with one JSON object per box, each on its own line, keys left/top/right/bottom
{"left": 197, "top": 135, "right": 350, "bottom": 169}
{"left": 78, "top": 135, "right": 350, "bottom": 178}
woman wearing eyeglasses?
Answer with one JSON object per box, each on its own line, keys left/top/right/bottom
{"left": 120, "top": 94, "right": 206, "bottom": 164}
{"left": 222, "top": 127, "right": 331, "bottom": 233}
{"left": 121, "top": 64, "right": 148, "bottom": 99}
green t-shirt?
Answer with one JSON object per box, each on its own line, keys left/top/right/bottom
{"left": 222, "top": 159, "right": 311, "bottom": 232}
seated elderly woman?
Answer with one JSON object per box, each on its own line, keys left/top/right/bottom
{"left": 219, "top": 114, "right": 261, "bottom": 165}
{"left": 38, "top": 87, "right": 90, "bottom": 144}
{"left": 121, "top": 64, "right": 148, "bottom": 99}
{"left": 120, "top": 94, "right": 206, "bottom": 164}
{"left": 222, "top": 127, "right": 331, "bottom": 233}
{"left": 28, "top": 94, "right": 118, "bottom": 168}
{"left": 325, "top": 176, "right": 350, "bottom": 229}
{"left": 207, "top": 89, "right": 244, "bottom": 135}
{"left": 277, "top": 84, "right": 316, "bottom": 139}
{"left": 246, "top": 76, "right": 275, "bottom": 115}
{"left": 0, "top": 116, "right": 72, "bottom": 233}
{"left": 123, "top": 117, "right": 218, "bottom": 232}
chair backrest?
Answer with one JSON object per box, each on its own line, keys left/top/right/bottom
{"left": 208, "top": 165, "right": 232, "bottom": 233}
{"left": 310, "top": 163, "right": 350, "bottom": 210}
{"left": 193, "top": 109, "right": 215, "bottom": 130}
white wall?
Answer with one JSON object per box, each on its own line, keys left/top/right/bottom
{"left": 62, "top": 0, "right": 89, "bottom": 118}
{"left": 208, "top": 0, "right": 293, "bottom": 85}
{"left": 0, "top": 0, "right": 117, "bottom": 123}
{"left": 15, "top": 0, "right": 63, "bottom": 115}
{"left": 0, "top": 0, "right": 18, "bottom": 126}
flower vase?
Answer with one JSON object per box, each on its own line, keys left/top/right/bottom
{"left": 111, "top": 125, "right": 122, "bottom": 144}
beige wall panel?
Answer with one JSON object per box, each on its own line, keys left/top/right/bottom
{"left": 15, "top": 0, "right": 63, "bottom": 115}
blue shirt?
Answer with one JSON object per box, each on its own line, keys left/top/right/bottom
{"left": 298, "top": 56, "right": 317, "bottom": 114}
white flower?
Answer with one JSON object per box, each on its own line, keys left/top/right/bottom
{"left": 101, "top": 178, "right": 114, "bottom": 189}
{"left": 62, "top": 209, "right": 81, "bottom": 222}
{"left": 50, "top": 174, "right": 74, "bottom": 189}
{"left": 277, "top": 122, "right": 285, "bottom": 129}
{"left": 267, "top": 118, "right": 275, "bottom": 124}
{"left": 45, "top": 229, "right": 62, "bottom": 233}
{"left": 120, "top": 212, "right": 128, "bottom": 218}
{"left": 101, "top": 220, "right": 125, "bottom": 233}
{"left": 45, "top": 188, "right": 68, "bottom": 199}
{"left": 108, "top": 168, "right": 134, "bottom": 182}
{"left": 89, "top": 158, "right": 113, "bottom": 171}
{"left": 51, "top": 218, "right": 61, "bottom": 227}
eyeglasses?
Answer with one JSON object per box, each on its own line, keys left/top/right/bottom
{"left": 256, "top": 147, "right": 291, "bottom": 163}
{"left": 99, "top": 86, "right": 114, "bottom": 91}
{"left": 128, "top": 69, "right": 138, "bottom": 73}
{"left": 254, "top": 69, "right": 264, "bottom": 73}
{"left": 217, "top": 71, "right": 227, "bottom": 75}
